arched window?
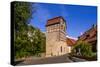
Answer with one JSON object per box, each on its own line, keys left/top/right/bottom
{"left": 61, "top": 46, "right": 62, "bottom": 52}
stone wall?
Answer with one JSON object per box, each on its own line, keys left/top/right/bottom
{"left": 46, "top": 31, "right": 69, "bottom": 57}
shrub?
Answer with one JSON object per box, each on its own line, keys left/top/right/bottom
{"left": 72, "top": 41, "right": 93, "bottom": 57}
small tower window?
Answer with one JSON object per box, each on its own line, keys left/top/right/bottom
{"left": 61, "top": 46, "right": 62, "bottom": 52}
{"left": 60, "top": 22, "right": 63, "bottom": 28}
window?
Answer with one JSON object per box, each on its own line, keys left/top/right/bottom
{"left": 61, "top": 25, "right": 63, "bottom": 29}
{"left": 86, "top": 34, "right": 90, "bottom": 38}
{"left": 61, "top": 46, "right": 62, "bottom": 52}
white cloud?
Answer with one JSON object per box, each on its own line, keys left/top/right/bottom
{"left": 66, "top": 35, "right": 78, "bottom": 40}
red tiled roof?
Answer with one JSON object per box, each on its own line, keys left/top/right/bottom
{"left": 66, "top": 38, "right": 76, "bottom": 46}
{"left": 79, "top": 25, "right": 97, "bottom": 43}
{"left": 46, "top": 16, "right": 64, "bottom": 26}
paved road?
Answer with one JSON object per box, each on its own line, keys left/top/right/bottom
{"left": 69, "top": 57, "right": 87, "bottom": 62}
{"left": 15, "top": 54, "right": 87, "bottom": 66}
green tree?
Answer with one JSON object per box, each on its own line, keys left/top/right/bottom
{"left": 14, "top": 2, "right": 32, "bottom": 31}
{"left": 26, "top": 26, "right": 46, "bottom": 57}
{"left": 14, "top": 2, "right": 33, "bottom": 58}
{"left": 72, "top": 41, "right": 93, "bottom": 57}
{"left": 14, "top": 2, "right": 46, "bottom": 59}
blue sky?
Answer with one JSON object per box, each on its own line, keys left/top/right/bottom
{"left": 29, "top": 3, "right": 97, "bottom": 38}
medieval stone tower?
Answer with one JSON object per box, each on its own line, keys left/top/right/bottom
{"left": 45, "top": 16, "right": 69, "bottom": 57}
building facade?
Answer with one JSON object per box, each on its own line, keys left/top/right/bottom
{"left": 45, "top": 16, "right": 69, "bottom": 57}
{"left": 66, "top": 36, "right": 76, "bottom": 53}
{"left": 78, "top": 25, "right": 97, "bottom": 52}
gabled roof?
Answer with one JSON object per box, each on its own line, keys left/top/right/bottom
{"left": 66, "top": 37, "right": 76, "bottom": 46}
{"left": 46, "top": 16, "right": 65, "bottom": 26}
{"left": 78, "top": 25, "right": 97, "bottom": 43}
